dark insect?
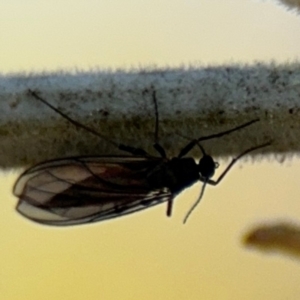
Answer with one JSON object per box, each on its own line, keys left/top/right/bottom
{"left": 13, "top": 90, "right": 271, "bottom": 226}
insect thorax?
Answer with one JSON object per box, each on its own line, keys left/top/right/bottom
{"left": 147, "top": 157, "right": 200, "bottom": 194}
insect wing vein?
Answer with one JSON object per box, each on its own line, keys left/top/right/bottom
{"left": 14, "top": 156, "right": 172, "bottom": 225}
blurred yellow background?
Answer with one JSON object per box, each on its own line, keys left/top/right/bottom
{"left": 1, "top": 1, "right": 300, "bottom": 299}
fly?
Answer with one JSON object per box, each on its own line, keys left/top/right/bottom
{"left": 13, "top": 89, "right": 271, "bottom": 225}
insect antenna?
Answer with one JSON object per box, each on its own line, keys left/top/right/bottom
{"left": 183, "top": 180, "right": 207, "bottom": 224}
{"left": 182, "top": 141, "right": 209, "bottom": 224}
{"left": 183, "top": 141, "right": 271, "bottom": 223}
{"left": 206, "top": 141, "right": 271, "bottom": 186}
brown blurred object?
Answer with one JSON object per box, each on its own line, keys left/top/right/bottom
{"left": 243, "top": 222, "right": 300, "bottom": 259}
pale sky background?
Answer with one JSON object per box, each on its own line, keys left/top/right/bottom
{"left": 1, "top": 1, "right": 300, "bottom": 299}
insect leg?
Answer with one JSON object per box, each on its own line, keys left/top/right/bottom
{"left": 166, "top": 196, "right": 174, "bottom": 217}
{"left": 204, "top": 142, "right": 271, "bottom": 186}
{"left": 177, "top": 139, "right": 201, "bottom": 158}
{"left": 29, "top": 90, "right": 151, "bottom": 156}
{"left": 119, "top": 89, "right": 169, "bottom": 157}
{"left": 119, "top": 90, "right": 166, "bottom": 157}
{"left": 197, "top": 119, "right": 260, "bottom": 142}
{"left": 118, "top": 144, "right": 149, "bottom": 156}
{"left": 148, "top": 90, "right": 173, "bottom": 215}
{"left": 177, "top": 119, "right": 260, "bottom": 158}
{"left": 151, "top": 90, "right": 167, "bottom": 158}
{"left": 29, "top": 90, "right": 121, "bottom": 148}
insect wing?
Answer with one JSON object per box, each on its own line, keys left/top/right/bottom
{"left": 14, "top": 156, "right": 172, "bottom": 225}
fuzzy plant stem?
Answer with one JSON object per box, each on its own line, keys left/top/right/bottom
{"left": 0, "top": 63, "right": 299, "bottom": 170}
{"left": 277, "top": 0, "right": 300, "bottom": 12}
